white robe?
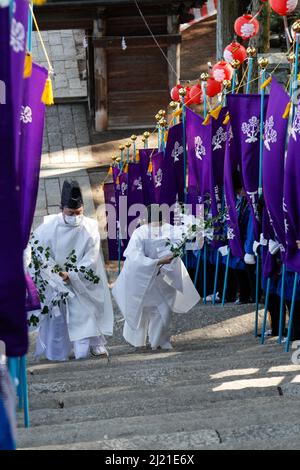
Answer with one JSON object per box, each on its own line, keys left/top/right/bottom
{"left": 31, "top": 214, "right": 113, "bottom": 360}
{"left": 112, "top": 223, "right": 200, "bottom": 348}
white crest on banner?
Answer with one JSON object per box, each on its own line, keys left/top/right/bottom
{"left": 227, "top": 125, "right": 233, "bottom": 142}
{"left": 121, "top": 182, "right": 127, "bottom": 195}
{"left": 10, "top": 18, "right": 25, "bottom": 53}
{"left": 241, "top": 23, "right": 255, "bottom": 39}
{"left": 212, "top": 127, "right": 227, "bottom": 151}
{"left": 154, "top": 168, "right": 163, "bottom": 188}
{"left": 133, "top": 177, "right": 143, "bottom": 191}
{"left": 20, "top": 105, "right": 32, "bottom": 124}
{"left": 171, "top": 141, "right": 183, "bottom": 162}
{"left": 247, "top": 190, "right": 259, "bottom": 221}
{"left": 283, "top": 199, "right": 288, "bottom": 213}
{"left": 242, "top": 116, "right": 260, "bottom": 143}
{"left": 227, "top": 227, "right": 235, "bottom": 240}
{"left": 284, "top": 218, "right": 289, "bottom": 234}
{"left": 290, "top": 107, "right": 300, "bottom": 142}
{"left": 195, "top": 136, "right": 206, "bottom": 160}
{"left": 264, "top": 116, "right": 277, "bottom": 151}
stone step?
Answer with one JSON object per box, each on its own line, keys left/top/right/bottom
{"left": 26, "top": 354, "right": 299, "bottom": 412}
{"left": 17, "top": 396, "right": 300, "bottom": 449}
{"left": 20, "top": 375, "right": 294, "bottom": 428}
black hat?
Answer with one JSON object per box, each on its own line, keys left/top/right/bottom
{"left": 61, "top": 180, "right": 83, "bottom": 209}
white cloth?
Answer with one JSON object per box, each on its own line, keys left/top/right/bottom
{"left": 244, "top": 253, "right": 256, "bottom": 265}
{"left": 31, "top": 213, "right": 113, "bottom": 360}
{"left": 269, "top": 239, "right": 280, "bottom": 255}
{"left": 218, "top": 245, "right": 229, "bottom": 257}
{"left": 112, "top": 223, "right": 200, "bottom": 347}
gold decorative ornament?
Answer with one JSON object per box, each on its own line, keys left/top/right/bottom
{"left": 178, "top": 87, "right": 187, "bottom": 97}
{"left": 130, "top": 134, "right": 137, "bottom": 142}
{"left": 223, "top": 79, "right": 232, "bottom": 90}
{"left": 119, "top": 144, "right": 125, "bottom": 151}
{"left": 143, "top": 131, "right": 150, "bottom": 139}
{"left": 169, "top": 101, "right": 178, "bottom": 110}
{"left": 200, "top": 72, "right": 210, "bottom": 82}
{"left": 125, "top": 142, "right": 131, "bottom": 148}
{"left": 246, "top": 46, "right": 257, "bottom": 57}
{"left": 231, "top": 59, "right": 241, "bottom": 70}
{"left": 258, "top": 57, "right": 269, "bottom": 69}
{"left": 292, "top": 20, "right": 300, "bottom": 35}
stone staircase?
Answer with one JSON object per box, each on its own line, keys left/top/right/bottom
{"left": 17, "top": 294, "right": 300, "bottom": 450}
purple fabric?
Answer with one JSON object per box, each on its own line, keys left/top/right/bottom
{"left": 210, "top": 107, "right": 228, "bottom": 217}
{"left": 103, "top": 182, "right": 119, "bottom": 261}
{"left": 0, "top": 4, "right": 27, "bottom": 357}
{"left": 127, "top": 162, "right": 144, "bottom": 207}
{"left": 139, "top": 149, "right": 156, "bottom": 206}
{"left": 223, "top": 124, "right": 244, "bottom": 259}
{"left": 263, "top": 78, "right": 289, "bottom": 252}
{"left": 151, "top": 151, "right": 165, "bottom": 204}
{"left": 164, "top": 123, "right": 184, "bottom": 203}
{"left": 19, "top": 63, "right": 47, "bottom": 247}
{"left": 262, "top": 208, "right": 276, "bottom": 279}
{"left": 227, "top": 94, "right": 269, "bottom": 241}
{"left": 25, "top": 274, "right": 40, "bottom": 312}
{"left": 10, "top": 0, "right": 28, "bottom": 178}
{"left": 283, "top": 103, "right": 300, "bottom": 274}
{"left": 186, "top": 108, "right": 213, "bottom": 207}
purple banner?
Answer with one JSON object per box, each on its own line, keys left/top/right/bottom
{"left": 0, "top": 4, "right": 27, "bottom": 357}
{"left": 104, "top": 182, "right": 119, "bottom": 261}
{"left": 164, "top": 123, "right": 184, "bottom": 203}
{"left": 263, "top": 78, "right": 289, "bottom": 253}
{"left": 186, "top": 107, "right": 213, "bottom": 207}
{"left": 227, "top": 94, "right": 269, "bottom": 241}
{"left": 283, "top": 104, "right": 300, "bottom": 274}
{"left": 19, "top": 63, "right": 47, "bottom": 247}
{"left": 151, "top": 151, "right": 164, "bottom": 204}
{"left": 11, "top": 0, "right": 28, "bottom": 178}
{"left": 224, "top": 124, "right": 244, "bottom": 259}
{"left": 139, "top": 148, "right": 156, "bottom": 206}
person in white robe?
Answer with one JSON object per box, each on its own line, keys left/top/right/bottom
{"left": 112, "top": 205, "right": 200, "bottom": 350}
{"left": 30, "top": 180, "right": 114, "bottom": 361}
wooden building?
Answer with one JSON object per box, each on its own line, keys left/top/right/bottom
{"left": 34, "top": 0, "right": 199, "bottom": 131}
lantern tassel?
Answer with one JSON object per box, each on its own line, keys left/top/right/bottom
{"left": 108, "top": 166, "right": 113, "bottom": 175}
{"left": 164, "top": 130, "right": 169, "bottom": 144}
{"left": 223, "top": 112, "right": 230, "bottom": 125}
{"left": 23, "top": 52, "right": 33, "bottom": 78}
{"left": 202, "top": 113, "right": 211, "bottom": 126}
{"left": 135, "top": 151, "right": 140, "bottom": 162}
{"left": 147, "top": 159, "right": 153, "bottom": 174}
{"left": 173, "top": 108, "right": 182, "bottom": 118}
{"left": 282, "top": 101, "right": 292, "bottom": 119}
{"left": 261, "top": 76, "right": 272, "bottom": 90}
{"left": 210, "top": 104, "right": 223, "bottom": 120}
{"left": 41, "top": 76, "right": 54, "bottom": 106}
{"left": 124, "top": 163, "right": 129, "bottom": 174}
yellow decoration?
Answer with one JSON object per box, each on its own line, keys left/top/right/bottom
{"left": 261, "top": 76, "right": 272, "bottom": 90}
{"left": 202, "top": 114, "right": 211, "bottom": 126}
{"left": 23, "top": 52, "right": 33, "bottom": 78}
{"left": 173, "top": 108, "right": 182, "bottom": 118}
{"left": 210, "top": 105, "right": 223, "bottom": 120}
{"left": 147, "top": 160, "right": 153, "bottom": 174}
{"left": 282, "top": 102, "right": 292, "bottom": 119}
{"left": 108, "top": 166, "right": 113, "bottom": 175}
{"left": 124, "top": 163, "right": 129, "bottom": 173}
{"left": 32, "top": 0, "right": 47, "bottom": 5}
{"left": 116, "top": 176, "right": 120, "bottom": 185}
{"left": 135, "top": 152, "right": 140, "bottom": 162}
{"left": 41, "top": 77, "right": 54, "bottom": 106}
{"left": 164, "top": 130, "right": 169, "bottom": 144}
{"left": 223, "top": 113, "right": 230, "bottom": 125}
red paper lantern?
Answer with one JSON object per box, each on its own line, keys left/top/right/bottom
{"left": 189, "top": 84, "right": 203, "bottom": 104}
{"left": 269, "top": 0, "right": 298, "bottom": 16}
{"left": 206, "top": 77, "right": 222, "bottom": 98}
{"left": 212, "top": 61, "right": 233, "bottom": 83}
{"left": 170, "top": 84, "right": 183, "bottom": 102}
{"left": 183, "top": 87, "right": 191, "bottom": 105}
{"left": 234, "top": 14, "right": 260, "bottom": 40}
{"left": 224, "top": 41, "right": 247, "bottom": 64}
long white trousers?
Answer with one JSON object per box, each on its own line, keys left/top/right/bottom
{"left": 123, "top": 305, "right": 172, "bottom": 350}
{"left": 35, "top": 310, "right": 106, "bottom": 361}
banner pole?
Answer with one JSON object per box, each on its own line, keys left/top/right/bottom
{"left": 278, "top": 263, "right": 286, "bottom": 344}
{"left": 260, "top": 277, "right": 271, "bottom": 344}
{"left": 284, "top": 272, "right": 299, "bottom": 352}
